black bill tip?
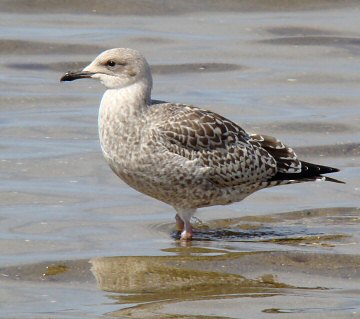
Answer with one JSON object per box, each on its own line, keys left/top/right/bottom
{"left": 60, "top": 71, "right": 94, "bottom": 82}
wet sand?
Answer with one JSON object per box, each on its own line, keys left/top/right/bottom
{"left": 0, "top": 0, "right": 359, "bottom": 318}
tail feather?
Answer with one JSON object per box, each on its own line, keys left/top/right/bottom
{"left": 301, "top": 161, "right": 340, "bottom": 175}
{"left": 322, "top": 176, "right": 345, "bottom": 184}
{"left": 270, "top": 161, "right": 344, "bottom": 184}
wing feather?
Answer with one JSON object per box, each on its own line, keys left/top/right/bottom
{"left": 152, "top": 104, "right": 278, "bottom": 186}
{"left": 249, "top": 134, "right": 301, "bottom": 174}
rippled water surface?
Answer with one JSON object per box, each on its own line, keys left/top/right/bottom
{"left": 0, "top": 1, "right": 359, "bottom": 318}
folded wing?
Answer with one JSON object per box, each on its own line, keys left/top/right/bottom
{"left": 154, "top": 104, "right": 278, "bottom": 187}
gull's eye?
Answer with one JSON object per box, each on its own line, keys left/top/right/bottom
{"left": 106, "top": 60, "right": 116, "bottom": 67}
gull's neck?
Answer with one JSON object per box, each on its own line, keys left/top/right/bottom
{"left": 101, "top": 79, "right": 151, "bottom": 118}
{"left": 98, "top": 79, "right": 151, "bottom": 161}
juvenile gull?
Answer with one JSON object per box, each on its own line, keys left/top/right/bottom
{"left": 60, "top": 48, "right": 343, "bottom": 240}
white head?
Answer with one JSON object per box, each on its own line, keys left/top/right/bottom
{"left": 61, "top": 48, "right": 153, "bottom": 91}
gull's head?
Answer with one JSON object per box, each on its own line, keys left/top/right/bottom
{"left": 60, "top": 48, "right": 152, "bottom": 90}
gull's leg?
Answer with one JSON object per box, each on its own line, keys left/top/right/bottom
{"left": 175, "top": 208, "right": 196, "bottom": 240}
{"left": 181, "top": 219, "right": 193, "bottom": 240}
{"left": 175, "top": 214, "right": 184, "bottom": 232}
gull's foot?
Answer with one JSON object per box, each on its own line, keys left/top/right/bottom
{"left": 180, "top": 229, "right": 193, "bottom": 240}
{"left": 175, "top": 210, "right": 194, "bottom": 240}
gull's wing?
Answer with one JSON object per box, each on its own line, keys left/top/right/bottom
{"left": 249, "top": 134, "right": 301, "bottom": 174}
{"left": 151, "top": 104, "right": 278, "bottom": 186}
{"left": 249, "top": 134, "right": 343, "bottom": 183}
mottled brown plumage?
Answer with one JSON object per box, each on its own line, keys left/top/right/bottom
{"left": 61, "top": 48, "right": 343, "bottom": 240}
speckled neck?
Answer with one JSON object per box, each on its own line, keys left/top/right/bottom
{"left": 98, "top": 80, "right": 151, "bottom": 161}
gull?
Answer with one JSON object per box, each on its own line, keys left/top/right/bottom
{"left": 60, "top": 48, "right": 343, "bottom": 240}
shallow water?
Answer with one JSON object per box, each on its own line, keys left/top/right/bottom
{"left": 0, "top": 1, "right": 359, "bottom": 318}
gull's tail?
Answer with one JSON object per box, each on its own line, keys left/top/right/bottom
{"left": 270, "top": 161, "right": 344, "bottom": 184}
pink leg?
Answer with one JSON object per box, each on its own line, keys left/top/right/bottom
{"left": 175, "top": 214, "right": 184, "bottom": 232}
{"left": 175, "top": 208, "right": 195, "bottom": 240}
{"left": 180, "top": 220, "right": 193, "bottom": 240}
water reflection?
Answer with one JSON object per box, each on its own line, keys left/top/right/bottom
{"left": 87, "top": 206, "right": 359, "bottom": 317}
{"left": 0, "top": 214, "right": 358, "bottom": 319}
{"left": 89, "top": 247, "right": 360, "bottom": 318}
{"left": 90, "top": 252, "right": 290, "bottom": 317}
